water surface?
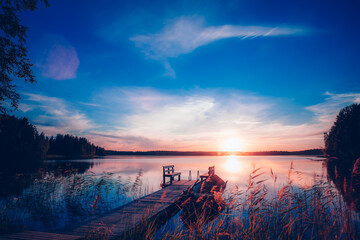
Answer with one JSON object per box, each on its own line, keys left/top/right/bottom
{"left": 0, "top": 155, "right": 325, "bottom": 232}
{"left": 76, "top": 155, "right": 324, "bottom": 188}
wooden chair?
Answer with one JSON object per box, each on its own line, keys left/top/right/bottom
{"left": 200, "top": 166, "right": 215, "bottom": 181}
{"left": 163, "top": 165, "right": 181, "bottom": 185}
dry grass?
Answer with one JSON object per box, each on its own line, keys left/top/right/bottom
{"left": 0, "top": 170, "right": 147, "bottom": 233}
{"left": 85, "top": 222, "right": 113, "bottom": 240}
{"left": 125, "top": 164, "right": 360, "bottom": 240}
{"left": 1, "top": 165, "right": 360, "bottom": 239}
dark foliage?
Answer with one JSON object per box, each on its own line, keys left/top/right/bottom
{"left": 48, "top": 134, "right": 106, "bottom": 157}
{"left": 0, "top": 161, "right": 94, "bottom": 198}
{"left": 324, "top": 103, "right": 360, "bottom": 162}
{"left": 325, "top": 104, "right": 360, "bottom": 212}
{"left": 0, "top": 0, "right": 49, "bottom": 113}
{"left": 0, "top": 115, "right": 105, "bottom": 172}
{"left": 326, "top": 157, "right": 360, "bottom": 212}
{"left": 0, "top": 114, "right": 49, "bottom": 168}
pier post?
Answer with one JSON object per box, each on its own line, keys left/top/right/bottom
{"left": 188, "top": 170, "right": 192, "bottom": 180}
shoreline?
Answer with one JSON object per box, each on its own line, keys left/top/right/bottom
{"left": 106, "top": 149, "right": 324, "bottom": 157}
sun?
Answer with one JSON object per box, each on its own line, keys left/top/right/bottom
{"left": 221, "top": 138, "right": 245, "bottom": 152}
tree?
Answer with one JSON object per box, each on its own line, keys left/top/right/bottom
{"left": 324, "top": 103, "right": 360, "bottom": 162}
{"left": 0, "top": 0, "right": 49, "bottom": 114}
{"left": 48, "top": 134, "right": 106, "bottom": 158}
{"left": 0, "top": 115, "right": 49, "bottom": 168}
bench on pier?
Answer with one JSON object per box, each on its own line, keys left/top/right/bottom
{"left": 163, "top": 165, "right": 181, "bottom": 185}
{"left": 200, "top": 166, "right": 215, "bottom": 181}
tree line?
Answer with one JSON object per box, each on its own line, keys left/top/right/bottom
{"left": 324, "top": 103, "right": 360, "bottom": 212}
{"left": 48, "top": 134, "right": 106, "bottom": 157}
{"left": 324, "top": 103, "right": 360, "bottom": 163}
{"left": 0, "top": 115, "right": 105, "bottom": 168}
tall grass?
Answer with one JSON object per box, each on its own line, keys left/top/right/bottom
{"left": 1, "top": 165, "right": 359, "bottom": 239}
{"left": 148, "top": 164, "right": 360, "bottom": 240}
{"left": 0, "top": 169, "right": 146, "bottom": 233}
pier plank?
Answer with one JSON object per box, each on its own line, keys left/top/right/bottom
{"left": 65, "top": 180, "right": 196, "bottom": 239}
{"left": 0, "top": 180, "right": 197, "bottom": 240}
{"left": 0, "top": 231, "right": 82, "bottom": 240}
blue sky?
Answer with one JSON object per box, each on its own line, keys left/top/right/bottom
{"left": 14, "top": 0, "right": 360, "bottom": 151}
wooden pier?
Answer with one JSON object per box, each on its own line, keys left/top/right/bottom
{"left": 1, "top": 180, "right": 196, "bottom": 239}
{"left": 0, "top": 172, "right": 200, "bottom": 240}
{"left": 63, "top": 179, "right": 197, "bottom": 239}
{"left": 0, "top": 231, "right": 82, "bottom": 240}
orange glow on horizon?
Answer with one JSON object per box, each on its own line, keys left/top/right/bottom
{"left": 221, "top": 138, "right": 246, "bottom": 152}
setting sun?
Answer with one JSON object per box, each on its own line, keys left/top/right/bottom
{"left": 221, "top": 138, "right": 245, "bottom": 152}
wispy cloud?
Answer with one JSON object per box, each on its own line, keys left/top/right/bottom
{"left": 306, "top": 92, "right": 360, "bottom": 124}
{"left": 77, "top": 101, "right": 102, "bottom": 107}
{"left": 91, "top": 88, "right": 358, "bottom": 151}
{"left": 19, "top": 90, "right": 360, "bottom": 151}
{"left": 21, "top": 93, "right": 96, "bottom": 136}
{"left": 87, "top": 132, "right": 159, "bottom": 151}
{"left": 130, "top": 16, "right": 304, "bottom": 77}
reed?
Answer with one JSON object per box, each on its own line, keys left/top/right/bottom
{"left": 1, "top": 165, "right": 359, "bottom": 239}
{"left": 0, "top": 170, "right": 146, "bottom": 233}
{"left": 85, "top": 222, "right": 112, "bottom": 240}
{"left": 130, "top": 165, "right": 360, "bottom": 240}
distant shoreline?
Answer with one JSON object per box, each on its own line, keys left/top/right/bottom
{"left": 106, "top": 149, "right": 324, "bottom": 157}
{"left": 45, "top": 149, "right": 324, "bottom": 160}
{"left": 46, "top": 154, "right": 104, "bottom": 160}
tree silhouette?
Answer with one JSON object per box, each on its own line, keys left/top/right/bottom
{"left": 324, "top": 103, "right": 360, "bottom": 162}
{"left": 48, "top": 134, "right": 106, "bottom": 157}
{"left": 0, "top": 114, "right": 49, "bottom": 168}
{"left": 0, "top": 0, "right": 49, "bottom": 114}
{"left": 0, "top": 115, "right": 106, "bottom": 170}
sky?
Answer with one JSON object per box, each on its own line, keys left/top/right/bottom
{"left": 13, "top": 0, "right": 360, "bottom": 151}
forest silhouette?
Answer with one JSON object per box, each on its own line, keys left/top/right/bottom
{"left": 0, "top": 115, "right": 105, "bottom": 170}
{"left": 324, "top": 103, "right": 360, "bottom": 212}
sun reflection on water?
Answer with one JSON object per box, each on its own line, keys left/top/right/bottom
{"left": 224, "top": 155, "right": 242, "bottom": 173}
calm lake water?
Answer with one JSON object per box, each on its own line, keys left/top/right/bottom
{"left": 0, "top": 155, "right": 327, "bottom": 232}
{"left": 79, "top": 155, "right": 325, "bottom": 190}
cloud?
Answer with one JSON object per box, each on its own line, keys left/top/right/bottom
{"left": 20, "top": 89, "right": 360, "bottom": 151}
{"left": 21, "top": 93, "right": 96, "bottom": 136}
{"left": 40, "top": 43, "right": 80, "bottom": 80}
{"left": 306, "top": 92, "right": 360, "bottom": 124}
{"left": 18, "top": 103, "right": 35, "bottom": 113}
{"left": 77, "top": 101, "right": 102, "bottom": 107}
{"left": 86, "top": 132, "right": 159, "bottom": 151}
{"left": 130, "top": 16, "right": 304, "bottom": 77}
{"left": 92, "top": 88, "right": 360, "bottom": 151}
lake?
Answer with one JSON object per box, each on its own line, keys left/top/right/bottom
{"left": 70, "top": 155, "right": 325, "bottom": 190}
{"left": 0, "top": 155, "right": 329, "bottom": 234}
